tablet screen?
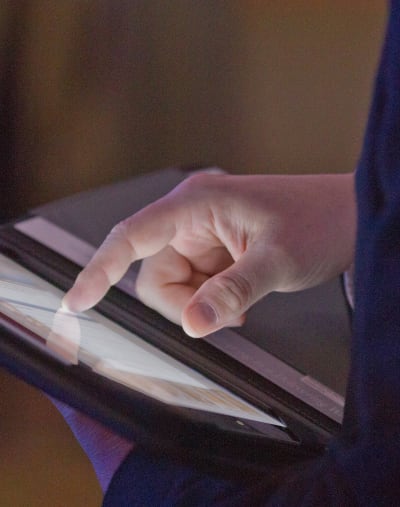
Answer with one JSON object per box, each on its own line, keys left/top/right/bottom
{"left": 0, "top": 253, "right": 284, "bottom": 427}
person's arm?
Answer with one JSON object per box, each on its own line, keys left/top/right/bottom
{"left": 57, "top": 1, "right": 400, "bottom": 502}
{"left": 58, "top": 171, "right": 356, "bottom": 503}
{"left": 101, "top": 3, "right": 400, "bottom": 504}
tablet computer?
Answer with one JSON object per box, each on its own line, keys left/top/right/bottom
{"left": 0, "top": 223, "right": 340, "bottom": 477}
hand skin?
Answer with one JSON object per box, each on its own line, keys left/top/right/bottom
{"left": 63, "top": 172, "right": 356, "bottom": 338}
{"left": 59, "top": 172, "right": 356, "bottom": 493}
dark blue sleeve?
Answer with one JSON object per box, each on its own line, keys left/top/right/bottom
{"left": 103, "top": 2, "right": 400, "bottom": 505}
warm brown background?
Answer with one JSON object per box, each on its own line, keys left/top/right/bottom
{"left": 0, "top": 1, "right": 386, "bottom": 505}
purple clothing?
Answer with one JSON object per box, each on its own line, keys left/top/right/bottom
{"left": 104, "top": 2, "right": 400, "bottom": 505}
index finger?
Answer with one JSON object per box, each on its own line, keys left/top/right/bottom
{"left": 62, "top": 199, "right": 177, "bottom": 312}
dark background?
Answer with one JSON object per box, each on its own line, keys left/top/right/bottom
{"left": 0, "top": 2, "right": 385, "bottom": 505}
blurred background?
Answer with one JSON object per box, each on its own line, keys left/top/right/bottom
{"left": 0, "top": 1, "right": 385, "bottom": 505}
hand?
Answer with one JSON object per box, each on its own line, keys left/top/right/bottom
{"left": 63, "top": 172, "right": 356, "bottom": 337}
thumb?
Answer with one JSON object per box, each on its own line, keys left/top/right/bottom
{"left": 182, "top": 247, "right": 279, "bottom": 337}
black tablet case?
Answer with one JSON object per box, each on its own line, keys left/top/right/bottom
{"left": 0, "top": 167, "right": 352, "bottom": 474}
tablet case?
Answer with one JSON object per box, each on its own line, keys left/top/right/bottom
{"left": 0, "top": 167, "right": 352, "bottom": 474}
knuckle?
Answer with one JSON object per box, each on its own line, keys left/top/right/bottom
{"left": 135, "top": 264, "right": 151, "bottom": 301}
{"left": 213, "top": 272, "right": 253, "bottom": 316}
{"left": 109, "top": 218, "right": 131, "bottom": 239}
{"left": 135, "top": 281, "right": 149, "bottom": 305}
{"left": 179, "top": 172, "right": 217, "bottom": 195}
{"left": 107, "top": 218, "right": 138, "bottom": 259}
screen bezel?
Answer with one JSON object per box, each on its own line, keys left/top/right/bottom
{"left": 0, "top": 254, "right": 287, "bottom": 428}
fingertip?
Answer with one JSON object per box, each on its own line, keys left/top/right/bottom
{"left": 60, "top": 296, "right": 72, "bottom": 312}
{"left": 63, "top": 263, "right": 113, "bottom": 313}
{"left": 61, "top": 278, "right": 97, "bottom": 313}
{"left": 61, "top": 286, "right": 88, "bottom": 314}
{"left": 182, "top": 301, "right": 218, "bottom": 338}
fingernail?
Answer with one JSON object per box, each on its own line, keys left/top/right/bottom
{"left": 185, "top": 302, "right": 218, "bottom": 337}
